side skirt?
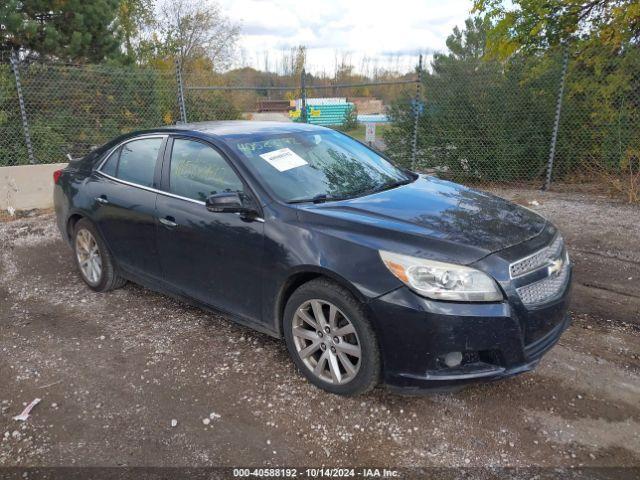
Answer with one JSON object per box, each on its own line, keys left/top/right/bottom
{"left": 118, "top": 269, "right": 281, "bottom": 339}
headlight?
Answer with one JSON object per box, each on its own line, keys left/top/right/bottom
{"left": 379, "top": 250, "right": 503, "bottom": 302}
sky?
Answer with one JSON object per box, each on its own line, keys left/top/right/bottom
{"left": 218, "top": 0, "right": 474, "bottom": 75}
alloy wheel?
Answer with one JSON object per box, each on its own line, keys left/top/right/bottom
{"left": 75, "top": 229, "right": 102, "bottom": 285}
{"left": 292, "top": 299, "right": 361, "bottom": 384}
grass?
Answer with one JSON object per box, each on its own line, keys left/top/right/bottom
{"left": 335, "top": 123, "right": 390, "bottom": 143}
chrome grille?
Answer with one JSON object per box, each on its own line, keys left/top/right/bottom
{"left": 516, "top": 258, "right": 569, "bottom": 306}
{"left": 510, "top": 234, "right": 564, "bottom": 278}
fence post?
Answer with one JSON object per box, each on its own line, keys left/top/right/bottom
{"left": 300, "top": 68, "right": 307, "bottom": 123}
{"left": 9, "top": 51, "right": 36, "bottom": 165}
{"left": 410, "top": 54, "right": 423, "bottom": 170}
{"left": 543, "top": 47, "right": 569, "bottom": 190}
{"left": 175, "top": 57, "right": 187, "bottom": 123}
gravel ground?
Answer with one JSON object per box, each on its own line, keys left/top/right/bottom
{"left": 0, "top": 189, "right": 638, "bottom": 471}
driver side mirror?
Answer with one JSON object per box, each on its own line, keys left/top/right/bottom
{"left": 205, "top": 192, "right": 247, "bottom": 213}
{"left": 206, "top": 192, "right": 261, "bottom": 222}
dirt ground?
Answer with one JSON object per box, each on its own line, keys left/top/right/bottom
{"left": 0, "top": 189, "right": 638, "bottom": 473}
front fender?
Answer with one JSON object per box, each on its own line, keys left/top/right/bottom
{"left": 261, "top": 210, "right": 404, "bottom": 335}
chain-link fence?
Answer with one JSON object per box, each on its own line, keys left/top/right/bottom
{"left": 1, "top": 49, "right": 639, "bottom": 200}
{"left": 557, "top": 46, "right": 640, "bottom": 201}
{"left": 381, "top": 46, "right": 640, "bottom": 199}
{"left": 182, "top": 68, "right": 418, "bottom": 166}
{"left": 0, "top": 56, "right": 180, "bottom": 166}
{"left": 0, "top": 59, "right": 29, "bottom": 166}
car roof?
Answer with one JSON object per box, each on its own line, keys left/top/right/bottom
{"left": 159, "top": 120, "right": 326, "bottom": 139}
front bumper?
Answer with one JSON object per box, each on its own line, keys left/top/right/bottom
{"left": 369, "top": 276, "right": 571, "bottom": 392}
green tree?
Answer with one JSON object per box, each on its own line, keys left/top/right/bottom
{"left": 474, "top": 0, "right": 640, "bottom": 56}
{"left": 384, "top": 16, "right": 559, "bottom": 181}
{"left": 117, "top": 0, "right": 155, "bottom": 62}
{"left": 1, "top": 0, "right": 125, "bottom": 62}
{"left": 475, "top": 0, "right": 640, "bottom": 185}
{"left": 142, "top": 0, "right": 239, "bottom": 70}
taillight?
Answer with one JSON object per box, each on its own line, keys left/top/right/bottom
{"left": 53, "top": 169, "right": 63, "bottom": 184}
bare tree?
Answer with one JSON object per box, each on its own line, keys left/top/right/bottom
{"left": 275, "top": 45, "right": 306, "bottom": 77}
{"left": 155, "top": 0, "right": 239, "bottom": 70}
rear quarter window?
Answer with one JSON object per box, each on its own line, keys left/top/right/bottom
{"left": 116, "top": 138, "right": 163, "bottom": 187}
{"left": 100, "top": 148, "right": 120, "bottom": 177}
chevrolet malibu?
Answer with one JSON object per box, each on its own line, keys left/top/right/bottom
{"left": 54, "top": 121, "right": 572, "bottom": 395}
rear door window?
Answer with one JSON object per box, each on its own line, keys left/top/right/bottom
{"left": 168, "top": 138, "right": 244, "bottom": 202}
{"left": 116, "top": 138, "right": 163, "bottom": 187}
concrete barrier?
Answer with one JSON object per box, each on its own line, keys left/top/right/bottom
{"left": 1, "top": 163, "right": 68, "bottom": 211}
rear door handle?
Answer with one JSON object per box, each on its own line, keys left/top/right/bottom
{"left": 159, "top": 216, "right": 178, "bottom": 228}
{"left": 95, "top": 195, "right": 109, "bottom": 205}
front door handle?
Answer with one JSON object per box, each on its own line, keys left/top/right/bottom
{"left": 159, "top": 216, "right": 178, "bottom": 228}
{"left": 95, "top": 195, "right": 109, "bottom": 205}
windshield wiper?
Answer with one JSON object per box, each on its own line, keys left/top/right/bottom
{"left": 377, "top": 177, "right": 414, "bottom": 192}
{"left": 287, "top": 177, "right": 414, "bottom": 204}
{"left": 287, "top": 193, "right": 344, "bottom": 204}
{"left": 346, "top": 177, "right": 415, "bottom": 200}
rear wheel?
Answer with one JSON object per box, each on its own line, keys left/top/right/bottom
{"left": 283, "top": 279, "right": 380, "bottom": 396}
{"left": 73, "top": 218, "right": 126, "bottom": 292}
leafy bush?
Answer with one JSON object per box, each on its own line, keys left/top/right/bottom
{"left": 384, "top": 17, "right": 640, "bottom": 187}
{"left": 185, "top": 91, "right": 241, "bottom": 122}
{"left": 0, "top": 62, "right": 180, "bottom": 165}
{"left": 341, "top": 105, "right": 359, "bottom": 131}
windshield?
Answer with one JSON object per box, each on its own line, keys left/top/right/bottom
{"left": 228, "top": 130, "right": 413, "bottom": 203}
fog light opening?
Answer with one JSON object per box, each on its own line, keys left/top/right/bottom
{"left": 443, "top": 351, "right": 463, "bottom": 368}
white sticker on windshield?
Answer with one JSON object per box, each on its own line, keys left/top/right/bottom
{"left": 259, "top": 148, "right": 308, "bottom": 172}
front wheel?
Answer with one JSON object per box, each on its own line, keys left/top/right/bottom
{"left": 283, "top": 279, "right": 380, "bottom": 396}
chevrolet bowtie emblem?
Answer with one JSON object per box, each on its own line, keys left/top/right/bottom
{"left": 548, "top": 258, "right": 564, "bottom": 276}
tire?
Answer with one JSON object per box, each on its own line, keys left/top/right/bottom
{"left": 72, "top": 218, "right": 126, "bottom": 292}
{"left": 283, "top": 278, "right": 380, "bottom": 396}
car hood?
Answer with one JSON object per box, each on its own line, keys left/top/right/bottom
{"left": 301, "top": 176, "right": 547, "bottom": 264}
